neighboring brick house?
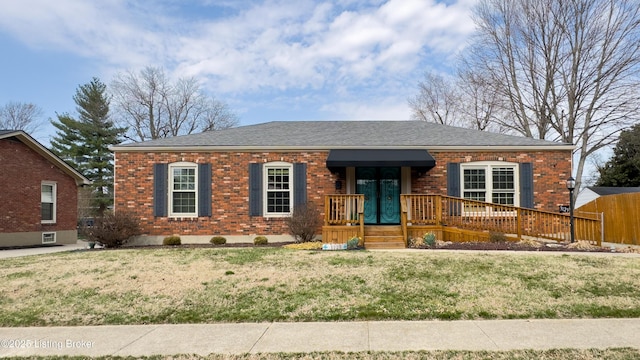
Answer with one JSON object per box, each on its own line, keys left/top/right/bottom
{"left": 0, "top": 130, "right": 91, "bottom": 247}
{"left": 112, "top": 121, "right": 573, "bottom": 245}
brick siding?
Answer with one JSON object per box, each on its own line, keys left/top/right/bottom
{"left": 114, "top": 149, "right": 571, "bottom": 237}
{"left": 0, "top": 137, "right": 78, "bottom": 233}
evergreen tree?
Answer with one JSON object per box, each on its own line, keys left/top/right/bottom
{"left": 596, "top": 124, "right": 640, "bottom": 187}
{"left": 51, "top": 77, "right": 126, "bottom": 215}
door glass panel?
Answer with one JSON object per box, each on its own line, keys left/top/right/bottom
{"left": 379, "top": 168, "right": 400, "bottom": 224}
{"left": 356, "top": 167, "right": 378, "bottom": 224}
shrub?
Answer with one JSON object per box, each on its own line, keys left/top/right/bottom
{"left": 489, "top": 231, "right": 508, "bottom": 243}
{"left": 285, "top": 202, "right": 322, "bottom": 243}
{"left": 253, "top": 236, "right": 268, "bottom": 245}
{"left": 210, "top": 236, "right": 227, "bottom": 245}
{"left": 346, "top": 237, "right": 360, "bottom": 250}
{"left": 163, "top": 235, "right": 182, "bottom": 246}
{"left": 423, "top": 232, "right": 436, "bottom": 247}
{"left": 82, "top": 211, "right": 142, "bottom": 248}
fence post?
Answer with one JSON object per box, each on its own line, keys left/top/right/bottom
{"left": 517, "top": 207, "right": 522, "bottom": 240}
{"left": 600, "top": 212, "right": 604, "bottom": 247}
{"left": 436, "top": 195, "right": 442, "bottom": 225}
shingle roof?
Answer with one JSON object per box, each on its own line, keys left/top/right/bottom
{"left": 588, "top": 187, "right": 640, "bottom": 196}
{"left": 112, "top": 121, "right": 570, "bottom": 150}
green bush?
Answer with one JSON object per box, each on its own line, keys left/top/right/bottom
{"left": 163, "top": 235, "right": 182, "bottom": 246}
{"left": 423, "top": 232, "right": 436, "bottom": 247}
{"left": 210, "top": 236, "right": 227, "bottom": 245}
{"left": 346, "top": 237, "right": 360, "bottom": 250}
{"left": 489, "top": 231, "right": 508, "bottom": 243}
{"left": 81, "top": 211, "right": 142, "bottom": 248}
{"left": 253, "top": 236, "right": 268, "bottom": 245}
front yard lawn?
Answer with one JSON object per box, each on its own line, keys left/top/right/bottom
{"left": 1, "top": 248, "right": 640, "bottom": 326}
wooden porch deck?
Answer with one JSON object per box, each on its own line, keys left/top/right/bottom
{"left": 322, "top": 194, "right": 603, "bottom": 249}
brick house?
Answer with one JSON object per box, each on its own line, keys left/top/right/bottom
{"left": 112, "top": 121, "right": 573, "bottom": 245}
{"left": 0, "top": 130, "right": 91, "bottom": 247}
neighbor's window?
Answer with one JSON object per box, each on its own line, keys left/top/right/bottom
{"left": 41, "top": 182, "right": 56, "bottom": 223}
{"left": 42, "top": 232, "right": 56, "bottom": 244}
{"left": 462, "top": 163, "right": 518, "bottom": 207}
{"left": 169, "top": 162, "right": 197, "bottom": 217}
{"left": 264, "top": 162, "right": 293, "bottom": 216}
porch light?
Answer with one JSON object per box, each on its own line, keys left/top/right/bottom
{"left": 566, "top": 176, "right": 575, "bottom": 243}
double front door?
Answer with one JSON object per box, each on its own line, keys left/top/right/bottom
{"left": 356, "top": 167, "right": 400, "bottom": 224}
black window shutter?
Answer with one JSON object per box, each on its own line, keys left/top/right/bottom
{"left": 249, "top": 163, "right": 263, "bottom": 216}
{"left": 198, "top": 163, "right": 212, "bottom": 216}
{"left": 447, "top": 163, "right": 460, "bottom": 197}
{"left": 293, "top": 163, "right": 307, "bottom": 207}
{"left": 153, "top": 163, "right": 168, "bottom": 217}
{"left": 519, "top": 162, "right": 534, "bottom": 208}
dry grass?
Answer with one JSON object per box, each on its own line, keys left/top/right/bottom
{"left": 517, "top": 238, "right": 543, "bottom": 248}
{"left": 1, "top": 248, "right": 640, "bottom": 326}
{"left": 566, "top": 240, "right": 601, "bottom": 250}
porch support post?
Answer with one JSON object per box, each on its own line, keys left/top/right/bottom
{"left": 324, "top": 196, "right": 329, "bottom": 226}
{"left": 435, "top": 195, "right": 442, "bottom": 225}
{"left": 358, "top": 195, "right": 365, "bottom": 242}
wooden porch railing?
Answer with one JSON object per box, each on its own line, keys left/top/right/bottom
{"left": 324, "top": 194, "right": 365, "bottom": 240}
{"left": 400, "top": 194, "right": 602, "bottom": 245}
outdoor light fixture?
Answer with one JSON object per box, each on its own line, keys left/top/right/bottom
{"left": 566, "top": 176, "right": 576, "bottom": 243}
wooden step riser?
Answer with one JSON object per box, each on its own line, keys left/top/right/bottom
{"left": 365, "top": 242, "right": 406, "bottom": 249}
{"left": 366, "top": 236, "right": 404, "bottom": 243}
{"left": 365, "top": 226, "right": 403, "bottom": 237}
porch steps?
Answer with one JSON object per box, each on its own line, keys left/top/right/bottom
{"left": 364, "top": 225, "right": 405, "bottom": 249}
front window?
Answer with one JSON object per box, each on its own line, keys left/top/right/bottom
{"left": 462, "top": 163, "right": 518, "bottom": 208}
{"left": 41, "top": 182, "right": 56, "bottom": 223}
{"left": 169, "top": 163, "right": 197, "bottom": 217}
{"left": 491, "top": 167, "right": 515, "bottom": 205}
{"left": 264, "top": 162, "right": 293, "bottom": 216}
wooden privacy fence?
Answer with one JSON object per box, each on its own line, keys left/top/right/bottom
{"left": 578, "top": 193, "right": 640, "bottom": 245}
{"left": 401, "top": 194, "right": 602, "bottom": 245}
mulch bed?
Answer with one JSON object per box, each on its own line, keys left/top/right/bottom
{"left": 111, "top": 241, "right": 612, "bottom": 253}
{"left": 427, "top": 241, "right": 612, "bottom": 253}
{"left": 7, "top": 241, "right": 614, "bottom": 253}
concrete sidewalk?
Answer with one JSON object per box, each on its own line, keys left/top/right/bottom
{"left": 1, "top": 319, "right": 639, "bottom": 357}
{"left": 0, "top": 242, "right": 86, "bottom": 259}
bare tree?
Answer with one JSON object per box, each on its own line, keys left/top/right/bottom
{"left": 409, "top": 72, "right": 460, "bottom": 125}
{"left": 0, "top": 101, "right": 44, "bottom": 133}
{"left": 421, "top": 0, "right": 640, "bottom": 192}
{"left": 110, "top": 67, "right": 239, "bottom": 142}
{"left": 409, "top": 70, "right": 505, "bottom": 132}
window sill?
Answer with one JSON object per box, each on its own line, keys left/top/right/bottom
{"left": 263, "top": 213, "right": 292, "bottom": 219}
{"left": 168, "top": 216, "right": 199, "bottom": 221}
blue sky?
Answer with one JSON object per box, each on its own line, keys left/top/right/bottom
{"left": 0, "top": 0, "right": 477, "bottom": 145}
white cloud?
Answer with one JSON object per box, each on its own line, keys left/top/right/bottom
{"left": 0, "top": 0, "right": 478, "bottom": 121}
{"left": 322, "top": 97, "right": 413, "bottom": 120}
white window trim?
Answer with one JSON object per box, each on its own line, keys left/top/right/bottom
{"left": 41, "top": 181, "right": 57, "bottom": 224}
{"left": 460, "top": 161, "right": 519, "bottom": 215}
{"left": 168, "top": 162, "right": 198, "bottom": 218}
{"left": 42, "top": 232, "right": 56, "bottom": 244}
{"left": 263, "top": 161, "right": 293, "bottom": 218}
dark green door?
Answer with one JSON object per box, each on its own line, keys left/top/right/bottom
{"left": 356, "top": 167, "right": 400, "bottom": 224}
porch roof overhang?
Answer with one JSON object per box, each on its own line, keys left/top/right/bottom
{"left": 326, "top": 149, "right": 436, "bottom": 172}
